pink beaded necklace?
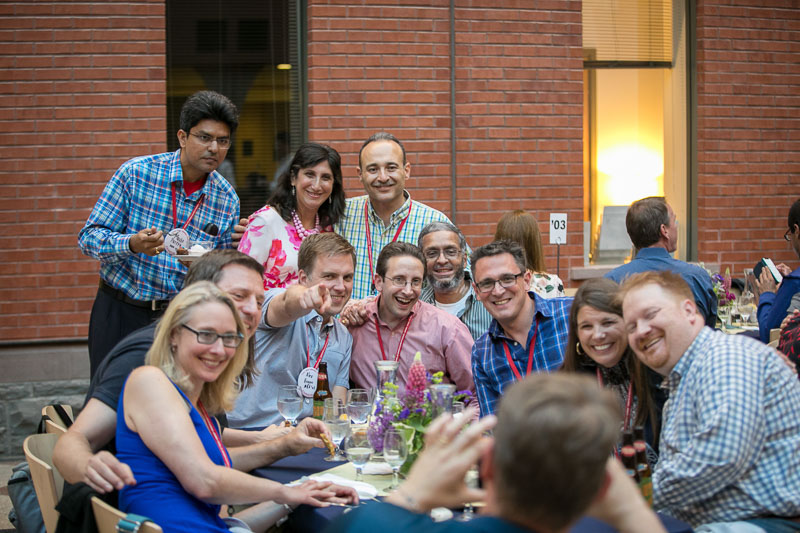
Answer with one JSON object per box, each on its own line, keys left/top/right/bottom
{"left": 291, "top": 210, "right": 321, "bottom": 239}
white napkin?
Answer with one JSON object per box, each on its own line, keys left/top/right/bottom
{"left": 362, "top": 462, "right": 393, "bottom": 475}
{"left": 308, "top": 473, "right": 379, "bottom": 499}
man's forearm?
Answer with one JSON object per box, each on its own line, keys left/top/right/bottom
{"left": 266, "top": 285, "right": 310, "bottom": 328}
{"left": 227, "top": 435, "right": 293, "bottom": 472}
{"left": 53, "top": 430, "right": 96, "bottom": 485}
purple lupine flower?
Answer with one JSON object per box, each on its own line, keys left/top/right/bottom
{"left": 399, "top": 407, "right": 410, "bottom": 420}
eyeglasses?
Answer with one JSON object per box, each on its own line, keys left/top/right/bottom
{"left": 423, "top": 247, "right": 461, "bottom": 261}
{"left": 189, "top": 132, "right": 231, "bottom": 149}
{"left": 384, "top": 276, "right": 423, "bottom": 289}
{"left": 182, "top": 324, "right": 243, "bottom": 348}
{"left": 475, "top": 272, "right": 524, "bottom": 293}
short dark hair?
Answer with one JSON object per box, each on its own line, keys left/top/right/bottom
{"left": 179, "top": 91, "right": 239, "bottom": 135}
{"left": 375, "top": 242, "right": 425, "bottom": 278}
{"left": 267, "top": 142, "right": 346, "bottom": 227}
{"left": 417, "top": 221, "right": 467, "bottom": 253}
{"left": 358, "top": 132, "right": 407, "bottom": 168}
{"left": 297, "top": 233, "right": 356, "bottom": 277}
{"left": 470, "top": 240, "right": 527, "bottom": 280}
{"left": 625, "top": 196, "right": 670, "bottom": 249}
{"left": 788, "top": 199, "right": 800, "bottom": 231}
{"left": 184, "top": 249, "right": 264, "bottom": 286}
{"left": 494, "top": 373, "right": 619, "bottom": 531}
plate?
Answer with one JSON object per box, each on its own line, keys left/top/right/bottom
{"left": 168, "top": 253, "right": 207, "bottom": 262}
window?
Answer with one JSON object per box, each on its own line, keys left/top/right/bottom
{"left": 166, "top": 0, "right": 305, "bottom": 218}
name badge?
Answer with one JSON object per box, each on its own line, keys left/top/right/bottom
{"left": 297, "top": 367, "right": 318, "bottom": 398}
{"left": 164, "top": 228, "right": 190, "bottom": 255}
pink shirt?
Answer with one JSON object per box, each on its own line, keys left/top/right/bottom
{"left": 348, "top": 298, "right": 476, "bottom": 395}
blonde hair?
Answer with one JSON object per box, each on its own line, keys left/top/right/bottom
{"left": 145, "top": 282, "right": 248, "bottom": 414}
{"left": 494, "top": 210, "right": 546, "bottom": 272}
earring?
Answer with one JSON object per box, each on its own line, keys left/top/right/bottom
{"left": 328, "top": 195, "right": 332, "bottom": 204}
{"left": 170, "top": 344, "right": 177, "bottom": 353}
{"left": 291, "top": 185, "right": 296, "bottom": 197}
{"left": 576, "top": 342, "right": 585, "bottom": 356}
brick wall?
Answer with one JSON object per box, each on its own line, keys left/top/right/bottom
{"left": 696, "top": 0, "right": 800, "bottom": 276}
{"left": 0, "top": 1, "right": 166, "bottom": 342}
{"left": 306, "top": 0, "right": 584, "bottom": 280}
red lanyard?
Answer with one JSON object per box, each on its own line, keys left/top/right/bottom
{"left": 596, "top": 368, "right": 634, "bottom": 431}
{"left": 196, "top": 400, "right": 231, "bottom": 468}
{"left": 364, "top": 200, "right": 413, "bottom": 290}
{"left": 375, "top": 311, "right": 415, "bottom": 362}
{"left": 171, "top": 183, "right": 205, "bottom": 229}
{"left": 305, "top": 324, "right": 330, "bottom": 369}
{"left": 501, "top": 317, "right": 539, "bottom": 381}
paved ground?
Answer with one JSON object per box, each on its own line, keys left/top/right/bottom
{"left": 0, "top": 460, "right": 17, "bottom": 531}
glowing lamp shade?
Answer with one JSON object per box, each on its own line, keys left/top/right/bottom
{"left": 596, "top": 144, "right": 663, "bottom": 207}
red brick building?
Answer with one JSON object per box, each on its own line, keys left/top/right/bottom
{"left": 0, "top": 0, "right": 798, "bottom": 349}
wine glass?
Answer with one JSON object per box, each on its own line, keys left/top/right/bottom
{"left": 738, "top": 291, "right": 756, "bottom": 325}
{"left": 717, "top": 304, "right": 731, "bottom": 330}
{"left": 457, "top": 465, "right": 480, "bottom": 521}
{"left": 323, "top": 398, "right": 348, "bottom": 461}
{"left": 347, "top": 389, "right": 372, "bottom": 425}
{"left": 277, "top": 385, "right": 302, "bottom": 427}
{"left": 344, "top": 429, "right": 373, "bottom": 481}
{"left": 382, "top": 429, "right": 408, "bottom": 490}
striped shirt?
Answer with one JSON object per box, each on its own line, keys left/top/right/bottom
{"left": 654, "top": 327, "right": 800, "bottom": 526}
{"left": 78, "top": 150, "right": 239, "bottom": 301}
{"left": 334, "top": 193, "right": 452, "bottom": 301}
{"left": 420, "top": 273, "right": 493, "bottom": 341}
{"left": 471, "top": 292, "right": 572, "bottom": 416}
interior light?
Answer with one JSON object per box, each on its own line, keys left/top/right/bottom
{"left": 276, "top": 64, "right": 292, "bottom": 70}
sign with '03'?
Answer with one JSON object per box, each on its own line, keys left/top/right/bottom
{"left": 549, "top": 213, "right": 567, "bottom": 245}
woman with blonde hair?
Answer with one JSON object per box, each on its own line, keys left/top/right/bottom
{"left": 494, "top": 210, "right": 565, "bottom": 298}
{"left": 117, "top": 282, "right": 356, "bottom": 532}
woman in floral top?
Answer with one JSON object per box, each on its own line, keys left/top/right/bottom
{"left": 238, "top": 143, "right": 346, "bottom": 289}
{"left": 494, "top": 210, "right": 566, "bottom": 298}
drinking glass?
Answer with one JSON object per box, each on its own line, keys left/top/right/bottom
{"left": 344, "top": 429, "right": 373, "bottom": 481}
{"left": 738, "top": 291, "right": 756, "bottom": 324}
{"left": 277, "top": 385, "right": 302, "bottom": 427}
{"left": 346, "top": 389, "right": 372, "bottom": 425}
{"left": 457, "top": 465, "right": 480, "bottom": 521}
{"left": 382, "top": 429, "right": 408, "bottom": 490}
{"left": 323, "top": 398, "right": 348, "bottom": 461}
{"left": 717, "top": 305, "right": 731, "bottom": 330}
{"left": 428, "top": 384, "right": 456, "bottom": 418}
{"left": 452, "top": 400, "right": 465, "bottom": 420}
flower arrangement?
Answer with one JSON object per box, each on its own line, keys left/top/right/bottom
{"left": 368, "top": 352, "right": 472, "bottom": 474}
{"left": 702, "top": 264, "right": 736, "bottom": 305}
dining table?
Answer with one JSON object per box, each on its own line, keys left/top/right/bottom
{"left": 252, "top": 447, "right": 693, "bottom": 533}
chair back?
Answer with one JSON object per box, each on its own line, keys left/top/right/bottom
{"left": 22, "top": 433, "right": 63, "bottom": 533}
{"left": 91, "top": 496, "right": 163, "bottom": 533}
{"left": 41, "top": 404, "right": 74, "bottom": 433}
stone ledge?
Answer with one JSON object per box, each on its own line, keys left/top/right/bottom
{"left": 0, "top": 343, "right": 89, "bottom": 383}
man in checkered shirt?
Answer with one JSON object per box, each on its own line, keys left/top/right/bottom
{"left": 621, "top": 270, "right": 800, "bottom": 530}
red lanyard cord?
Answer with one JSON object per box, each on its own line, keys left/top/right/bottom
{"left": 364, "top": 200, "right": 412, "bottom": 291}
{"left": 501, "top": 317, "right": 539, "bottom": 382}
{"left": 304, "top": 323, "right": 330, "bottom": 369}
{"left": 375, "top": 311, "right": 415, "bottom": 362}
{"left": 196, "top": 400, "right": 231, "bottom": 468}
{"left": 171, "top": 183, "right": 205, "bottom": 230}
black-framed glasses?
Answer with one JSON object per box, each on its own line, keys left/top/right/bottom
{"left": 182, "top": 324, "right": 243, "bottom": 348}
{"left": 423, "top": 247, "right": 462, "bottom": 261}
{"left": 475, "top": 272, "right": 524, "bottom": 293}
{"left": 189, "top": 132, "right": 231, "bottom": 149}
{"left": 384, "top": 276, "right": 423, "bottom": 289}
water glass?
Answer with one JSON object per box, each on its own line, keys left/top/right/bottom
{"left": 323, "top": 398, "right": 348, "bottom": 461}
{"left": 457, "top": 466, "right": 480, "bottom": 521}
{"left": 344, "top": 429, "right": 373, "bottom": 481}
{"left": 347, "top": 389, "right": 372, "bottom": 425}
{"left": 428, "top": 383, "right": 457, "bottom": 418}
{"left": 738, "top": 291, "right": 755, "bottom": 324}
{"left": 277, "top": 385, "right": 302, "bottom": 426}
{"left": 382, "top": 429, "right": 408, "bottom": 490}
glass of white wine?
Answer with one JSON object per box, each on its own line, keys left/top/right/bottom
{"left": 738, "top": 291, "right": 756, "bottom": 325}
{"left": 277, "top": 385, "right": 302, "bottom": 427}
{"left": 344, "top": 429, "right": 373, "bottom": 481}
{"left": 323, "top": 398, "right": 348, "bottom": 461}
{"left": 382, "top": 430, "right": 407, "bottom": 490}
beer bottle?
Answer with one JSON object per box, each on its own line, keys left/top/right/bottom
{"left": 620, "top": 430, "right": 640, "bottom": 484}
{"left": 312, "top": 362, "right": 332, "bottom": 419}
{"left": 633, "top": 426, "right": 654, "bottom": 506}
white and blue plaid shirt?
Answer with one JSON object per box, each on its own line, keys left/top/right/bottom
{"left": 78, "top": 150, "right": 239, "bottom": 301}
{"left": 335, "top": 193, "right": 452, "bottom": 301}
{"left": 654, "top": 327, "right": 800, "bottom": 526}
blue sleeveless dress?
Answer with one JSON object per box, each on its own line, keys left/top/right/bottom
{"left": 117, "top": 377, "right": 232, "bottom": 533}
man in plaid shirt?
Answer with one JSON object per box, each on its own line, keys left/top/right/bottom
{"left": 621, "top": 270, "right": 800, "bottom": 529}
{"left": 79, "top": 91, "right": 240, "bottom": 377}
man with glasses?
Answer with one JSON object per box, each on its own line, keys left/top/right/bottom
{"left": 417, "top": 221, "right": 492, "bottom": 340}
{"left": 79, "top": 91, "right": 241, "bottom": 377}
{"left": 754, "top": 198, "right": 800, "bottom": 342}
{"left": 347, "top": 242, "right": 475, "bottom": 394}
{"left": 471, "top": 240, "right": 572, "bottom": 416}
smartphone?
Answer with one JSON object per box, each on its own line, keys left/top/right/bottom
{"left": 753, "top": 258, "right": 783, "bottom": 284}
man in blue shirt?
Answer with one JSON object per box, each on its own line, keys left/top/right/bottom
{"left": 754, "top": 198, "right": 800, "bottom": 343}
{"left": 470, "top": 240, "right": 571, "bottom": 416}
{"left": 605, "top": 196, "right": 717, "bottom": 327}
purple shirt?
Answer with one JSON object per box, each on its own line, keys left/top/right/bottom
{"left": 348, "top": 298, "right": 475, "bottom": 395}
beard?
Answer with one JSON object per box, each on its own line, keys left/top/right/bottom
{"left": 428, "top": 264, "right": 466, "bottom": 293}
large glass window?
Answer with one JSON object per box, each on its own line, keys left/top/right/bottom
{"left": 583, "top": 0, "right": 689, "bottom": 264}
{"left": 166, "top": 0, "right": 304, "bottom": 218}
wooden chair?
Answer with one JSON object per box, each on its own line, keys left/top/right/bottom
{"left": 770, "top": 328, "right": 781, "bottom": 343}
{"left": 563, "top": 287, "right": 578, "bottom": 297}
{"left": 91, "top": 496, "right": 163, "bottom": 533}
{"left": 22, "top": 433, "right": 63, "bottom": 533}
{"left": 41, "top": 404, "right": 74, "bottom": 434}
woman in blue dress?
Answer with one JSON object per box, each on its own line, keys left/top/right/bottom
{"left": 116, "top": 282, "right": 357, "bottom": 532}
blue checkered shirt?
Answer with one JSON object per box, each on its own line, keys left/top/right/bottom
{"left": 471, "top": 292, "right": 572, "bottom": 416}
{"left": 654, "top": 327, "right": 800, "bottom": 526}
{"left": 335, "top": 193, "right": 453, "bottom": 301}
{"left": 78, "top": 150, "right": 239, "bottom": 301}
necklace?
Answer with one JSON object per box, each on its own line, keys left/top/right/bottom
{"left": 291, "top": 210, "right": 321, "bottom": 239}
